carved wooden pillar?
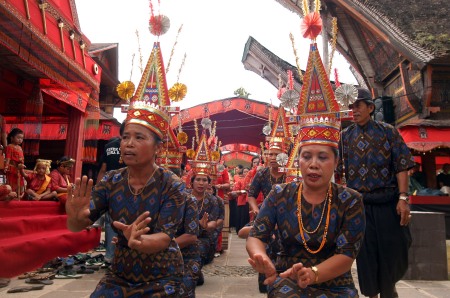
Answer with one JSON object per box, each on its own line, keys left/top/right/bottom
{"left": 65, "top": 108, "right": 85, "bottom": 179}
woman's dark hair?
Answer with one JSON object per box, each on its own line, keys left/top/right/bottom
{"left": 7, "top": 128, "right": 24, "bottom": 144}
{"left": 56, "top": 156, "right": 75, "bottom": 168}
{"left": 251, "top": 155, "right": 260, "bottom": 163}
{"left": 191, "top": 174, "right": 211, "bottom": 184}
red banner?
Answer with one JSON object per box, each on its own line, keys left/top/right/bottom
{"left": 5, "top": 121, "right": 119, "bottom": 141}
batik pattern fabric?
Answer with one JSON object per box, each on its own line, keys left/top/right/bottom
{"left": 176, "top": 194, "right": 200, "bottom": 298}
{"left": 195, "top": 192, "right": 220, "bottom": 266}
{"left": 211, "top": 196, "right": 225, "bottom": 254}
{"left": 339, "top": 119, "right": 415, "bottom": 193}
{"left": 88, "top": 167, "right": 186, "bottom": 297}
{"left": 248, "top": 167, "right": 284, "bottom": 201}
{"left": 250, "top": 182, "right": 365, "bottom": 297}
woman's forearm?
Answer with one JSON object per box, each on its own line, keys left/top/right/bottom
{"left": 133, "top": 232, "right": 171, "bottom": 254}
{"left": 246, "top": 236, "right": 269, "bottom": 259}
{"left": 206, "top": 220, "right": 217, "bottom": 233}
{"left": 312, "top": 254, "right": 354, "bottom": 284}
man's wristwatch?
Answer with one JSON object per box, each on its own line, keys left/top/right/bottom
{"left": 399, "top": 193, "right": 410, "bottom": 204}
{"left": 310, "top": 266, "right": 319, "bottom": 283}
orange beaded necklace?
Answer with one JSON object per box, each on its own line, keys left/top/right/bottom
{"left": 297, "top": 183, "right": 332, "bottom": 254}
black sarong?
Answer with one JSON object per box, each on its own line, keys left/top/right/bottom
{"left": 356, "top": 189, "right": 412, "bottom": 298}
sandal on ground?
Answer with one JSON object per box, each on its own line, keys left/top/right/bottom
{"left": 36, "top": 267, "right": 55, "bottom": 273}
{"left": 75, "top": 265, "right": 95, "bottom": 274}
{"left": 0, "top": 278, "right": 10, "bottom": 288}
{"left": 25, "top": 278, "right": 54, "bottom": 285}
{"left": 85, "top": 254, "right": 104, "bottom": 266}
{"left": 17, "top": 272, "right": 38, "bottom": 279}
{"left": 7, "top": 285, "right": 44, "bottom": 293}
{"left": 55, "top": 269, "right": 82, "bottom": 279}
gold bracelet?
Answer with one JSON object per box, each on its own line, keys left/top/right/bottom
{"left": 311, "top": 266, "right": 319, "bottom": 283}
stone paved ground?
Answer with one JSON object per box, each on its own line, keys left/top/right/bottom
{"left": 1, "top": 234, "right": 450, "bottom": 297}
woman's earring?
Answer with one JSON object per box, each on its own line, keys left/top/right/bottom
{"left": 119, "top": 155, "right": 123, "bottom": 164}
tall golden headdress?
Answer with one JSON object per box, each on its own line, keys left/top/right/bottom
{"left": 283, "top": 7, "right": 341, "bottom": 182}
{"left": 187, "top": 118, "right": 220, "bottom": 176}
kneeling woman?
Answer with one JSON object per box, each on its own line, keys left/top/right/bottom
{"left": 247, "top": 117, "right": 366, "bottom": 297}
{"left": 189, "top": 171, "right": 220, "bottom": 282}
{"left": 66, "top": 104, "right": 186, "bottom": 297}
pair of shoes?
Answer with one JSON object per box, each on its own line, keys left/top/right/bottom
{"left": 196, "top": 271, "right": 204, "bottom": 286}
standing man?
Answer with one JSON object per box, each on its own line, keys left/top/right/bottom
{"left": 95, "top": 122, "right": 125, "bottom": 266}
{"left": 339, "top": 88, "right": 414, "bottom": 298}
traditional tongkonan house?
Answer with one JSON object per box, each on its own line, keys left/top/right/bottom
{"left": 0, "top": 0, "right": 104, "bottom": 278}
{"left": 246, "top": 0, "right": 450, "bottom": 189}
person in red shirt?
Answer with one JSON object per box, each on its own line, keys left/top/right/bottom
{"left": 231, "top": 167, "right": 250, "bottom": 232}
{"left": 20, "top": 159, "right": 57, "bottom": 201}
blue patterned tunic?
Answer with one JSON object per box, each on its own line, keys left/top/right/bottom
{"left": 248, "top": 167, "right": 285, "bottom": 201}
{"left": 250, "top": 182, "right": 365, "bottom": 297}
{"left": 195, "top": 192, "right": 220, "bottom": 266}
{"left": 339, "top": 119, "right": 414, "bottom": 297}
{"left": 88, "top": 167, "right": 186, "bottom": 297}
{"left": 338, "top": 120, "right": 415, "bottom": 192}
{"left": 176, "top": 194, "right": 200, "bottom": 298}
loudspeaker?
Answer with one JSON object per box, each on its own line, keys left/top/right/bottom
{"left": 373, "top": 96, "right": 395, "bottom": 124}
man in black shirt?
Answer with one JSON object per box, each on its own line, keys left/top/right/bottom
{"left": 95, "top": 122, "right": 125, "bottom": 265}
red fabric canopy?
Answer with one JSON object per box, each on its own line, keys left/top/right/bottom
{"left": 5, "top": 121, "right": 119, "bottom": 141}
{"left": 398, "top": 126, "right": 450, "bottom": 152}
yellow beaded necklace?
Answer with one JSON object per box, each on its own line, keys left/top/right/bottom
{"left": 297, "top": 183, "right": 332, "bottom": 254}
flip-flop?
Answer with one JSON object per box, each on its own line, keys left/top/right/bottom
{"left": 17, "top": 272, "right": 38, "bottom": 279}
{"left": 7, "top": 285, "right": 44, "bottom": 293}
{"left": 0, "top": 278, "right": 10, "bottom": 288}
{"left": 25, "top": 278, "right": 54, "bottom": 285}
{"left": 55, "top": 269, "right": 82, "bottom": 279}
{"left": 75, "top": 266, "right": 95, "bottom": 274}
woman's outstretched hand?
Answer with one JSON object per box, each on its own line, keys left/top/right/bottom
{"left": 280, "top": 262, "right": 313, "bottom": 288}
{"left": 66, "top": 176, "right": 93, "bottom": 227}
{"left": 113, "top": 211, "right": 152, "bottom": 250}
{"left": 248, "top": 253, "right": 277, "bottom": 285}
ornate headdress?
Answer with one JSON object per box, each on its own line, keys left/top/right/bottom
{"left": 125, "top": 42, "right": 172, "bottom": 140}
{"left": 296, "top": 43, "right": 341, "bottom": 148}
{"left": 267, "top": 107, "right": 292, "bottom": 153}
{"left": 56, "top": 157, "right": 75, "bottom": 167}
{"left": 187, "top": 118, "right": 220, "bottom": 176}
{"left": 283, "top": 12, "right": 341, "bottom": 182}
{"left": 34, "top": 159, "right": 52, "bottom": 175}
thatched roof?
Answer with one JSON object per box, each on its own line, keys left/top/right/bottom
{"left": 364, "top": 0, "right": 449, "bottom": 59}
{"left": 275, "top": 0, "right": 450, "bottom": 62}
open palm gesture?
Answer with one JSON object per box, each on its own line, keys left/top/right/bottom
{"left": 66, "top": 176, "right": 93, "bottom": 228}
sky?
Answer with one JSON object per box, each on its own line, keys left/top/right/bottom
{"left": 75, "top": 0, "right": 357, "bottom": 122}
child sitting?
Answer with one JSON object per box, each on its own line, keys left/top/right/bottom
{"left": 19, "top": 159, "right": 57, "bottom": 201}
